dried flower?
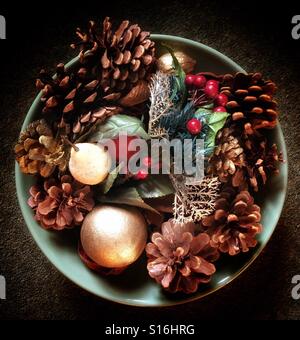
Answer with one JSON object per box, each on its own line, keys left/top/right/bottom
{"left": 171, "top": 175, "right": 221, "bottom": 223}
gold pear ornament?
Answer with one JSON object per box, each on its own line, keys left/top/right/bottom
{"left": 80, "top": 205, "right": 148, "bottom": 269}
{"left": 69, "top": 143, "right": 112, "bottom": 185}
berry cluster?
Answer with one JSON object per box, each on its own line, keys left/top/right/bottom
{"left": 185, "top": 74, "right": 228, "bottom": 112}
{"left": 184, "top": 74, "right": 229, "bottom": 136}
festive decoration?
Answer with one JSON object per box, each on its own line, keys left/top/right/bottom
{"left": 221, "top": 72, "right": 278, "bottom": 134}
{"left": 158, "top": 51, "right": 196, "bottom": 74}
{"left": 146, "top": 219, "right": 219, "bottom": 293}
{"left": 28, "top": 175, "right": 95, "bottom": 230}
{"left": 15, "top": 20, "right": 283, "bottom": 294}
{"left": 69, "top": 143, "right": 112, "bottom": 185}
{"left": 80, "top": 205, "right": 147, "bottom": 268}
{"left": 148, "top": 71, "right": 172, "bottom": 138}
{"left": 171, "top": 175, "right": 221, "bottom": 223}
{"left": 202, "top": 187, "right": 262, "bottom": 256}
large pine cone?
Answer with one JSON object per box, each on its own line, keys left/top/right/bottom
{"left": 207, "top": 127, "right": 245, "bottom": 183}
{"left": 37, "top": 64, "right": 122, "bottom": 139}
{"left": 28, "top": 175, "right": 94, "bottom": 230}
{"left": 221, "top": 72, "right": 278, "bottom": 135}
{"left": 146, "top": 219, "right": 219, "bottom": 294}
{"left": 72, "top": 17, "right": 155, "bottom": 96}
{"left": 14, "top": 119, "right": 68, "bottom": 177}
{"left": 202, "top": 187, "right": 262, "bottom": 256}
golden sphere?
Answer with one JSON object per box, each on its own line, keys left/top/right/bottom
{"left": 69, "top": 143, "right": 111, "bottom": 185}
{"left": 80, "top": 205, "right": 148, "bottom": 268}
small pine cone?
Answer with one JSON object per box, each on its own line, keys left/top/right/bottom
{"left": 232, "top": 132, "right": 283, "bottom": 192}
{"left": 28, "top": 175, "right": 95, "bottom": 230}
{"left": 221, "top": 72, "right": 278, "bottom": 134}
{"left": 72, "top": 17, "right": 155, "bottom": 96}
{"left": 14, "top": 119, "right": 68, "bottom": 177}
{"left": 208, "top": 127, "right": 245, "bottom": 183}
{"left": 202, "top": 187, "right": 262, "bottom": 256}
{"left": 146, "top": 219, "right": 219, "bottom": 294}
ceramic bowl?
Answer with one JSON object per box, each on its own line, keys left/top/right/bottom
{"left": 15, "top": 34, "right": 288, "bottom": 306}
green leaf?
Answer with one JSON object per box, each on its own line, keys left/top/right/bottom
{"left": 99, "top": 163, "right": 123, "bottom": 194}
{"left": 205, "top": 111, "right": 229, "bottom": 149}
{"left": 87, "top": 114, "right": 149, "bottom": 142}
{"left": 195, "top": 107, "right": 213, "bottom": 118}
{"left": 135, "top": 175, "right": 175, "bottom": 199}
{"left": 161, "top": 44, "right": 187, "bottom": 106}
{"left": 97, "top": 186, "right": 160, "bottom": 214}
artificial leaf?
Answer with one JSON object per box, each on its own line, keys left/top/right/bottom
{"left": 99, "top": 163, "right": 123, "bottom": 194}
{"left": 97, "top": 186, "right": 160, "bottom": 214}
{"left": 205, "top": 111, "right": 229, "bottom": 149}
{"left": 135, "top": 174, "right": 175, "bottom": 199}
{"left": 87, "top": 114, "right": 149, "bottom": 142}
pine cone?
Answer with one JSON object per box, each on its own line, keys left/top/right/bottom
{"left": 232, "top": 132, "right": 283, "bottom": 192}
{"left": 146, "top": 219, "right": 219, "bottom": 294}
{"left": 37, "top": 63, "right": 101, "bottom": 116}
{"left": 207, "top": 127, "right": 245, "bottom": 183}
{"left": 202, "top": 187, "right": 262, "bottom": 256}
{"left": 72, "top": 17, "right": 155, "bottom": 96}
{"left": 37, "top": 64, "right": 115, "bottom": 140}
{"left": 14, "top": 119, "right": 68, "bottom": 177}
{"left": 221, "top": 72, "right": 278, "bottom": 134}
{"left": 28, "top": 175, "right": 95, "bottom": 230}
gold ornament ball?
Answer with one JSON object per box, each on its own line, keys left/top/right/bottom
{"left": 157, "top": 51, "right": 197, "bottom": 74}
{"left": 80, "top": 205, "right": 148, "bottom": 268}
{"left": 69, "top": 143, "right": 112, "bottom": 185}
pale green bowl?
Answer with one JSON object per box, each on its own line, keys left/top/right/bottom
{"left": 15, "top": 35, "right": 288, "bottom": 306}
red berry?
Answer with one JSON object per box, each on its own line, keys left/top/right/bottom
{"left": 204, "top": 80, "right": 219, "bottom": 99}
{"left": 214, "top": 93, "right": 228, "bottom": 107}
{"left": 134, "top": 169, "right": 148, "bottom": 180}
{"left": 206, "top": 79, "right": 219, "bottom": 86}
{"left": 193, "top": 75, "right": 206, "bottom": 88}
{"left": 185, "top": 74, "right": 195, "bottom": 87}
{"left": 142, "top": 156, "right": 152, "bottom": 168}
{"left": 186, "top": 118, "right": 202, "bottom": 135}
{"left": 214, "top": 106, "right": 227, "bottom": 112}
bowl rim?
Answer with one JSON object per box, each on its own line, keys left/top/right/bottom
{"left": 15, "top": 33, "right": 288, "bottom": 307}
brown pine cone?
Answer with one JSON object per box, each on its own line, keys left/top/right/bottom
{"left": 221, "top": 72, "right": 278, "bottom": 134}
{"left": 28, "top": 175, "right": 95, "bottom": 230}
{"left": 14, "top": 119, "right": 69, "bottom": 177}
{"left": 202, "top": 187, "right": 262, "bottom": 256}
{"left": 146, "top": 219, "right": 219, "bottom": 294}
{"left": 72, "top": 17, "right": 155, "bottom": 96}
{"left": 207, "top": 127, "right": 245, "bottom": 183}
{"left": 232, "top": 132, "right": 283, "bottom": 192}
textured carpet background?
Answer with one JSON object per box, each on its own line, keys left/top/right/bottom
{"left": 0, "top": 0, "right": 300, "bottom": 320}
